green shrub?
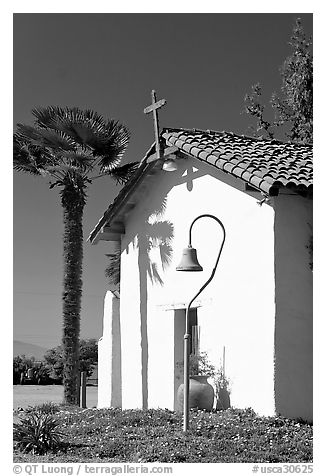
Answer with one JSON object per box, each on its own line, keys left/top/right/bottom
{"left": 13, "top": 411, "right": 64, "bottom": 455}
{"left": 13, "top": 407, "right": 312, "bottom": 463}
{"left": 25, "top": 402, "right": 61, "bottom": 415}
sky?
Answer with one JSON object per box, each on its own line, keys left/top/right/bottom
{"left": 13, "top": 12, "right": 313, "bottom": 350}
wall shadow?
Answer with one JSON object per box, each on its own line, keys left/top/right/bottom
{"left": 136, "top": 199, "right": 174, "bottom": 409}
{"left": 120, "top": 160, "right": 214, "bottom": 409}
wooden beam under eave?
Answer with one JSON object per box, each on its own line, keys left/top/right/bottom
{"left": 96, "top": 231, "right": 122, "bottom": 243}
{"left": 103, "top": 222, "right": 125, "bottom": 234}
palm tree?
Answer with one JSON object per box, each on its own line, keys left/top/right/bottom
{"left": 14, "top": 106, "right": 135, "bottom": 404}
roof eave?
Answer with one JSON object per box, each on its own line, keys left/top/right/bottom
{"left": 88, "top": 128, "right": 313, "bottom": 243}
{"left": 88, "top": 142, "right": 157, "bottom": 244}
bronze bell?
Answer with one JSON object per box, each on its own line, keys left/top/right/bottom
{"left": 176, "top": 246, "right": 203, "bottom": 271}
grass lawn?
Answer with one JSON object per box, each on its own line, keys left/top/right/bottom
{"left": 13, "top": 405, "right": 312, "bottom": 463}
{"left": 13, "top": 385, "right": 98, "bottom": 410}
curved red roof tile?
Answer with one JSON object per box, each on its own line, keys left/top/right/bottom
{"left": 162, "top": 128, "right": 312, "bottom": 194}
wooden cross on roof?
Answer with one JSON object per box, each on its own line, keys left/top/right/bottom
{"left": 144, "top": 90, "right": 167, "bottom": 160}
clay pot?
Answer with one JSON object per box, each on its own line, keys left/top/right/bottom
{"left": 177, "top": 375, "right": 214, "bottom": 412}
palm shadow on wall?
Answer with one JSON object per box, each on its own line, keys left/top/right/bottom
{"left": 137, "top": 201, "right": 174, "bottom": 285}
{"left": 105, "top": 161, "right": 209, "bottom": 409}
{"left": 105, "top": 160, "right": 207, "bottom": 288}
{"left": 135, "top": 197, "right": 174, "bottom": 409}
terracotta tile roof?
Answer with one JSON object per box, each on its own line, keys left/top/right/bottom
{"left": 88, "top": 128, "right": 313, "bottom": 244}
{"left": 162, "top": 128, "right": 313, "bottom": 195}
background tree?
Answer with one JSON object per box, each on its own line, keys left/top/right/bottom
{"left": 14, "top": 107, "right": 135, "bottom": 404}
{"left": 43, "top": 339, "right": 98, "bottom": 381}
{"left": 244, "top": 18, "right": 312, "bottom": 144}
{"left": 79, "top": 338, "right": 98, "bottom": 377}
{"left": 33, "top": 362, "right": 51, "bottom": 385}
{"left": 43, "top": 345, "right": 64, "bottom": 381}
{"left": 13, "top": 355, "right": 36, "bottom": 384}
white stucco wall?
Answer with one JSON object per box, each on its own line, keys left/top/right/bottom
{"left": 273, "top": 194, "right": 313, "bottom": 422}
{"left": 97, "top": 292, "right": 121, "bottom": 408}
{"left": 117, "top": 158, "right": 276, "bottom": 416}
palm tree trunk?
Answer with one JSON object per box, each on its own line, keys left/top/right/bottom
{"left": 61, "top": 178, "right": 85, "bottom": 405}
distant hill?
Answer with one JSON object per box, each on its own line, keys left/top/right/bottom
{"left": 13, "top": 340, "right": 48, "bottom": 360}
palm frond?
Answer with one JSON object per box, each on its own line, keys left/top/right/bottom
{"left": 63, "top": 121, "right": 106, "bottom": 150}
{"left": 16, "top": 124, "right": 75, "bottom": 152}
{"left": 95, "top": 121, "right": 131, "bottom": 164}
{"left": 31, "top": 106, "right": 130, "bottom": 165}
{"left": 106, "top": 162, "right": 138, "bottom": 184}
{"left": 32, "top": 106, "right": 105, "bottom": 132}
{"left": 61, "top": 150, "right": 94, "bottom": 173}
{"left": 15, "top": 106, "right": 131, "bottom": 188}
{"left": 31, "top": 107, "right": 100, "bottom": 153}
{"left": 13, "top": 137, "right": 39, "bottom": 175}
{"left": 13, "top": 134, "right": 52, "bottom": 176}
{"left": 32, "top": 106, "right": 68, "bottom": 129}
{"left": 32, "top": 107, "right": 127, "bottom": 155}
{"left": 75, "top": 108, "right": 108, "bottom": 134}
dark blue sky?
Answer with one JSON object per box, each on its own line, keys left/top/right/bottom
{"left": 13, "top": 13, "right": 313, "bottom": 349}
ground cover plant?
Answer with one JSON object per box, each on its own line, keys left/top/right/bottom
{"left": 13, "top": 405, "right": 312, "bottom": 463}
{"left": 13, "top": 410, "right": 64, "bottom": 455}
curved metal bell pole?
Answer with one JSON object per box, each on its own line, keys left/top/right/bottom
{"left": 187, "top": 214, "right": 226, "bottom": 306}
{"left": 181, "top": 214, "right": 226, "bottom": 432}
